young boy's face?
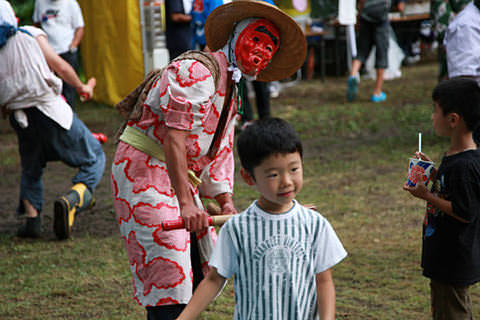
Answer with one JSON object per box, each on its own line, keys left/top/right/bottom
{"left": 248, "top": 151, "right": 303, "bottom": 213}
{"left": 431, "top": 102, "right": 452, "bottom": 137}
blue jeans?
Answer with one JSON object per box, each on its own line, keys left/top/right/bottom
{"left": 10, "top": 107, "right": 105, "bottom": 214}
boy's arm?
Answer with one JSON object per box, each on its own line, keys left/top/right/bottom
{"left": 35, "top": 34, "right": 94, "bottom": 99}
{"left": 403, "top": 176, "right": 470, "bottom": 223}
{"left": 177, "top": 268, "right": 228, "bottom": 320}
{"left": 316, "top": 269, "right": 336, "bottom": 320}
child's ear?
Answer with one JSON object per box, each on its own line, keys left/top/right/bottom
{"left": 449, "top": 113, "right": 461, "bottom": 127}
{"left": 240, "top": 168, "right": 255, "bottom": 186}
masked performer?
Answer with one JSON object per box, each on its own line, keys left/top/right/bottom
{"left": 110, "top": 1, "right": 306, "bottom": 319}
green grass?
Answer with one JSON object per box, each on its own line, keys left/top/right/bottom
{"left": 1, "top": 62, "right": 479, "bottom": 319}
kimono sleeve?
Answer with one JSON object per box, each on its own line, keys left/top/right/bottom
{"left": 161, "top": 59, "right": 216, "bottom": 131}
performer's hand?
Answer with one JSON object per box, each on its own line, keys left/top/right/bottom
{"left": 214, "top": 192, "right": 237, "bottom": 215}
{"left": 220, "top": 202, "right": 237, "bottom": 215}
{"left": 180, "top": 202, "right": 209, "bottom": 232}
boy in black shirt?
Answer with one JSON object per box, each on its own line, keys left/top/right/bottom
{"left": 403, "top": 78, "right": 480, "bottom": 319}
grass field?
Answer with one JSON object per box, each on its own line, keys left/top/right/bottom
{"left": 1, "top": 62, "right": 479, "bottom": 319}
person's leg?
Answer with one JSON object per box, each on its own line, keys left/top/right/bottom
{"left": 57, "top": 114, "right": 105, "bottom": 192}
{"left": 430, "top": 279, "right": 473, "bottom": 320}
{"left": 146, "top": 304, "right": 186, "bottom": 320}
{"left": 347, "top": 18, "right": 373, "bottom": 101}
{"left": 59, "top": 51, "right": 79, "bottom": 109}
{"left": 371, "top": 20, "right": 390, "bottom": 101}
{"left": 47, "top": 113, "right": 105, "bottom": 239}
{"left": 350, "top": 59, "right": 363, "bottom": 78}
{"left": 373, "top": 68, "right": 385, "bottom": 96}
{"left": 252, "top": 81, "right": 270, "bottom": 120}
{"left": 9, "top": 109, "right": 49, "bottom": 237}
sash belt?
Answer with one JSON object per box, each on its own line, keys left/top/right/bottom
{"left": 119, "top": 126, "right": 202, "bottom": 188}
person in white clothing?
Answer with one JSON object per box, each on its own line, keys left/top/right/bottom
{"left": 33, "top": 0, "right": 85, "bottom": 108}
{"left": 0, "top": 1, "right": 104, "bottom": 240}
{"left": 444, "top": 0, "right": 480, "bottom": 145}
{"left": 177, "top": 117, "right": 347, "bottom": 320}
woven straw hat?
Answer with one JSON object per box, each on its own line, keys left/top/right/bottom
{"left": 205, "top": 0, "right": 307, "bottom": 81}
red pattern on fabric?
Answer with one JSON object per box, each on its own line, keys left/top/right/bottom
{"left": 208, "top": 144, "right": 234, "bottom": 185}
{"left": 125, "top": 231, "right": 147, "bottom": 266}
{"left": 139, "top": 256, "right": 186, "bottom": 295}
{"left": 136, "top": 105, "right": 161, "bottom": 130}
{"left": 201, "top": 102, "right": 220, "bottom": 135}
{"left": 186, "top": 134, "right": 201, "bottom": 159}
{"left": 119, "top": 154, "right": 173, "bottom": 196}
{"left": 164, "top": 97, "right": 194, "bottom": 131}
{"left": 132, "top": 202, "right": 179, "bottom": 228}
{"left": 152, "top": 119, "right": 168, "bottom": 145}
{"left": 153, "top": 227, "right": 189, "bottom": 251}
{"left": 154, "top": 297, "right": 181, "bottom": 306}
{"left": 174, "top": 61, "right": 212, "bottom": 88}
{"left": 112, "top": 178, "right": 132, "bottom": 224}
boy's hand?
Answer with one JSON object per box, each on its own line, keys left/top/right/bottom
{"left": 415, "top": 151, "right": 432, "bottom": 162}
{"left": 214, "top": 193, "right": 238, "bottom": 215}
{"left": 403, "top": 172, "right": 430, "bottom": 200}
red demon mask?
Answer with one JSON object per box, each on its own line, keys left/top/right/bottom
{"left": 234, "top": 19, "right": 280, "bottom": 77}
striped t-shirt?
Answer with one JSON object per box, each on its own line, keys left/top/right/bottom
{"left": 209, "top": 200, "right": 347, "bottom": 320}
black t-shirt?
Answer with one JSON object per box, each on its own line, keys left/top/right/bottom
{"left": 422, "top": 149, "right": 480, "bottom": 286}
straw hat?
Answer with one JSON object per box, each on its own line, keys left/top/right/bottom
{"left": 205, "top": 0, "right": 307, "bottom": 82}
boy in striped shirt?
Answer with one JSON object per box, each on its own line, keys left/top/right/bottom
{"left": 178, "top": 117, "right": 347, "bottom": 320}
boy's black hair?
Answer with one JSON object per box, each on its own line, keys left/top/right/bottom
{"left": 432, "top": 78, "right": 480, "bottom": 131}
{"left": 236, "top": 117, "right": 303, "bottom": 176}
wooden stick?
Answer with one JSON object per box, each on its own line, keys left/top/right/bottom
{"left": 161, "top": 203, "right": 317, "bottom": 231}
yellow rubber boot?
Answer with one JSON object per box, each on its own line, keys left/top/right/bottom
{"left": 53, "top": 183, "right": 95, "bottom": 240}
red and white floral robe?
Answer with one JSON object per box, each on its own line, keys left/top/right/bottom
{"left": 111, "top": 51, "right": 237, "bottom": 307}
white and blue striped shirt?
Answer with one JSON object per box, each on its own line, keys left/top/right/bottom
{"left": 209, "top": 200, "right": 347, "bottom": 320}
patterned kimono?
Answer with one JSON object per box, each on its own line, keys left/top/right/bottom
{"left": 111, "top": 51, "right": 237, "bottom": 307}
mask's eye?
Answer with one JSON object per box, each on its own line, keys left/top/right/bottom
{"left": 266, "top": 45, "right": 272, "bottom": 52}
{"left": 253, "top": 36, "right": 259, "bottom": 42}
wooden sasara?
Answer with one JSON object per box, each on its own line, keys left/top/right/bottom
{"left": 161, "top": 203, "right": 317, "bottom": 231}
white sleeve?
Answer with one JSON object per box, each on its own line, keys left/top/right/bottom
{"left": 314, "top": 218, "right": 347, "bottom": 274}
{"left": 208, "top": 220, "right": 239, "bottom": 279}
{"left": 71, "top": 0, "right": 85, "bottom": 29}
{"left": 20, "top": 26, "right": 47, "bottom": 39}
{"left": 446, "top": 23, "right": 480, "bottom": 78}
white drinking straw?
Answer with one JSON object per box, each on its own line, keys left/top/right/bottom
{"left": 418, "top": 132, "right": 422, "bottom": 153}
